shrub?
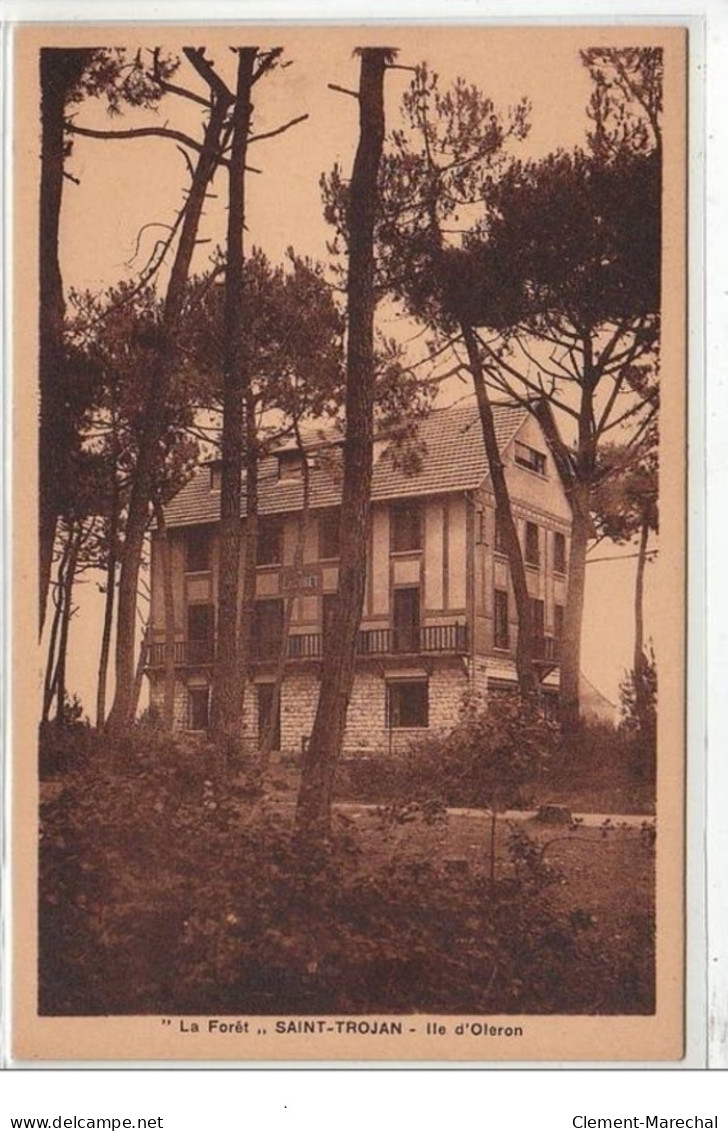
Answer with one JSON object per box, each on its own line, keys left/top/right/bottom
{"left": 391, "top": 694, "right": 555, "bottom": 810}
{"left": 546, "top": 715, "right": 655, "bottom": 814}
{"left": 38, "top": 711, "right": 654, "bottom": 1018}
{"left": 334, "top": 754, "right": 409, "bottom": 803}
{"left": 619, "top": 651, "right": 657, "bottom": 783}
{"left": 38, "top": 714, "right": 94, "bottom": 779}
{"left": 39, "top": 754, "right": 654, "bottom": 1015}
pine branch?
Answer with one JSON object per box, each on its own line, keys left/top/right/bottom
{"left": 151, "top": 47, "right": 212, "bottom": 109}
{"left": 249, "top": 113, "right": 309, "bottom": 144}
{"left": 182, "top": 47, "right": 234, "bottom": 103}
{"left": 251, "top": 46, "right": 283, "bottom": 84}
{"left": 67, "top": 122, "right": 211, "bottom": 157}
{"left": 328, "top": 83, "right": 359, "bottom": 100}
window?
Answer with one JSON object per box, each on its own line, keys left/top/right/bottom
{"left": 476, "top": 510, "right": 486, "bottom": 546}
{"left": 252, "top": 599, "right": 284, "bottom": 660}
{"left": 186, "top": 526, "right": 211, "bottom": 573}
{"left": 531, "top": 597, "right": 545, "bottom": 642}
{"left": 494, "top": 508, "right": 507, "bottom": 554}
{"left": 187, "top": 603, "right": 214, "bottom": 662}
{"left": 542, "top": 690, "right": 559, "bottom": 722}
{"left": 278, "top": 450, "right": 304, "bottom": 480}
{"left": 188, "top": 603, "right": 214, "bottom": 639}
{"left": 257, "top": 518, "right": 283, "bottom": 565}
{"left": 319, "top": 509, "right": 340, "bottom": 559}
{"left": 387, "top": 680, "right": 429, "bottom": 729}
{"left": 391, "top": 502, "right": 422, "bottom": 553}
{"left": 209, "top": 464, "right": 222, "bottom": 492}
{"left": 524, "top": 521, "right": 540, "bottom": 567}
{"left": 514, "top": 441, "right": 547, "bottom": 476}
{"left": 554, "top": 604, "right": 565, "bottom": 640}
{"left": 494, "top": 589, "right": 509, "bottom": 649}
{"left": 322, "top": 592, "right": 338, "bottom": 635}
{"left": 188, "top": 687, "right": 210, "bottom": 731}
{"left": 554, "top": 531, "right": 567, "bottom": 574}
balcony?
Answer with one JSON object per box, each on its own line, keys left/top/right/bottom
{"left": 146, "top": 638, "right": 215, "bottom": 667}
{"left": 357, "top": 623, "right": 469, "bottom": 657}
{"left": 534, "top": 634, "right": 559, "bottom": 663}
{"left": 533, "top": 634, "right": 560, "bottom": 679}
{"left": 145, "top": 622, "right": 469, "bottom": 668}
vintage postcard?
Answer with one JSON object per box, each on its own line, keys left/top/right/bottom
{"left": 10, "top": 21, "right": 687, "bottom": 1062}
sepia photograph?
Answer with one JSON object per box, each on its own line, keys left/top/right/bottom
{"left": 11, "top": 22, "right": 687, "bottom": 1061}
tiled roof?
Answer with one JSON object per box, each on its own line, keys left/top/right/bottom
{"left": 162, "top": 402, "right": 527, "bottom": 528}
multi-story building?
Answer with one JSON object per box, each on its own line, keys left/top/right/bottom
{"left": 146, "top": 402, "right": 572, "bottom": 753}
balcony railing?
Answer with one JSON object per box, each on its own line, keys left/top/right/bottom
{"left": 146, "top": 622, "right": 469, "bottom": 668}
{"left": 493, "top": 635, "right": 560, "bottom": 663}
{"left": 146, "top": 638, "right": 215, "bottom": 667}
{"left": 357, "top": 623, "right": 469, "bottom": 656}
{"left": 534, "top": 634, "right": 559, "bottom": 662}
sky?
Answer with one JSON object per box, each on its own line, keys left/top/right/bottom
{"left": 48, "top": 24, "right": 670, "bottom": 712}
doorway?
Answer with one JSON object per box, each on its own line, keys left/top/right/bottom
{"left": 393, "top": 586, "right": 420, "bottom": 653}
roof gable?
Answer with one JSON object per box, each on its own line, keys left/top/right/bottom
{"left": 162, "top": 402, "right": 528, "bottom": 527}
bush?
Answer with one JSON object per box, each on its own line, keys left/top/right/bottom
{"left": 39, "top": 726, "right": 653, "bottom": 1017}
{"left": 546, "top": 717, "right": 656, "bottom": 813}
{"left": 396, "top": 693, "right": 557, "bottom": 811}
{"left": 619, "top": 652, "right": 657, "bottom": 784}
{"left": 38, "top": 714, "right": 94, "bottom": 779}
{"left": 334, "top": 754, "right": 409, "bottom": 803}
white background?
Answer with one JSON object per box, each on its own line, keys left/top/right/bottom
{"left": 0, "top": 1068, "right": 727, "bottom": 1125}
{"left": 2, "top": 0, "right": 727, "bottom": 1116}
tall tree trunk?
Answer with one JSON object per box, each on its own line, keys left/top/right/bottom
{"left": 295, "top": 48, "right": 389, "bottom": 843}
{"left": 131, "top": 619, "right": 150, "bottom": 723}
{"left": 43, "top": 536, "right": 72, "bottom": 724}
{"left": 559, "top": 341, "right": 598, "bottom": 731}
{"left": 211, "top": 48, "right": 257, "bottom": 745}
{"left": 95, "top": 552, "right": 116, "bottom": 730}
{"left": 235, "top": 388, "right": 259, "bottom": 753}
{"left": 462, "top": 324, "right": 536, "bottom": 698}
{"left": 54, "top": 521, "right": 83, "bottom": 724}
{"left": 96, "top": 400, "right": 121, "bottom": 730}
{"left": 258, "top": 423, "right": 311, "bottom": 777}
{"left": 533, "top": 367, "right": 596, "bottom": 732}
{"left": 634, "top": 516, "right": 648, "bottom": 670}
{"left": 632, "top": 515, "right": 650, "bottom": 716}
{"left": 106, "top": 77, "right": 232, "bottom": 735}
{"left": 153, "top": 502, "right": 177, "bottom": 732}
{"left": 559, "top": 489, "right": 590, "bottom": 731}
{"left": 38, "top": 49, "right": 93, "bottom": 634}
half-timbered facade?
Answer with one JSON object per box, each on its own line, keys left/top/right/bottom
{"left": 146, "top": 403, "right": 572, "bottom": 752}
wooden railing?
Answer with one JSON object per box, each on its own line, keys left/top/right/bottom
{"left": 357, "top": 623, "right": 469, "bottom": 656}
{"left": 146, "top": 638, "right": 215, "bottom": 666}
{"left": 534, "top": 635, "right": 559, "bottom": 662}
{"left": 146, "top": 622, "right": 469, "bottom": 667}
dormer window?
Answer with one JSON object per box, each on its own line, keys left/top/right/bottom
{"left": 278, "top": 451, "right": 304, "bottom": 481}
{"left": 209, "top": 463, "right": 222, "bottom": 492}
{"left": 514, "top": 441, "right": 547, "bottom": 476}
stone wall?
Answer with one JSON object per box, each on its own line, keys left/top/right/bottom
{"left": 149, "top": 658, "right": 471, "bottom": 756}
{"left": 278, "top": 668, "right": 319, "bottom": 754}
{"left": 282, "top": 660, "right": 469, "bottom": 755}
{"left": 149, "top": 675, "right": 191, "bottom": 731}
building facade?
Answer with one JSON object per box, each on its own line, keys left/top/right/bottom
{"left": 146, "top": 403, "right": 572, "bottom": 753}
